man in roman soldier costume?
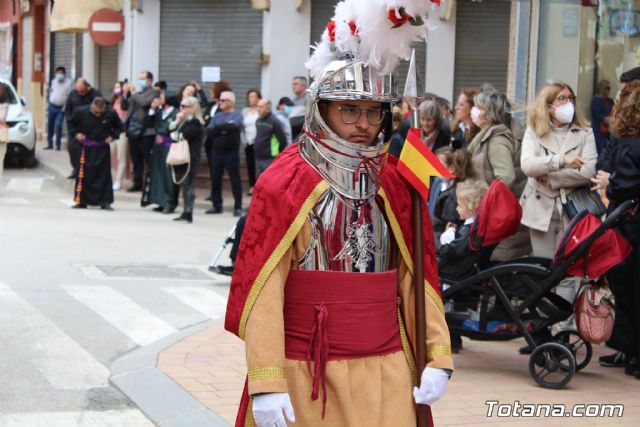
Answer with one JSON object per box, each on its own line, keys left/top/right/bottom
{"left": 225, "top": 1, "right": 453, "bottom": 425}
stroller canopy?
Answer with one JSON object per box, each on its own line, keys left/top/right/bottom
{"left": 553, "top": 210, "right": 632, "bottom": 278}
{"left": 469, "top": 179, "right": 523, "bottom": 251}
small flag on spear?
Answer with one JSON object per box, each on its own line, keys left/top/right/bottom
{"left": 397, "top": 127, "right": 454, "bottom": 200}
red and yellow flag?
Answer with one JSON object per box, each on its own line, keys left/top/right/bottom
{"left": 397, "top": 128, "right": 454, "bottom": 200}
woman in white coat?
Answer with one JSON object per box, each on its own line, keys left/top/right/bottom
{"left": 520, "top": 82, "right": 597, "bottom": 334}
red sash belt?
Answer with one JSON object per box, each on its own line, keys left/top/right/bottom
{"left": 284, "top": 269, "right": 402, "bottom": 416}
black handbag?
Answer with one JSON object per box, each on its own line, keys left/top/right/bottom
{"left": 564, "top": 186, "right": 607, "bottom": 218}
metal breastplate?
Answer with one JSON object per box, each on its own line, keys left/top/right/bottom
{"left": 296, "top": 190, "right": 391, "bottom": 272}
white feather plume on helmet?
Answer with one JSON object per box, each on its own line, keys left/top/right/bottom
{"left": 306, "top": 0, "right": 438, "bottom": 78}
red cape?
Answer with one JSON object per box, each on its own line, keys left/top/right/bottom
{"left": 224, "top": 144, "right": 441, "bottom": 427}
{"left": 225, "top": 143, "right": 442, "bottom": 338}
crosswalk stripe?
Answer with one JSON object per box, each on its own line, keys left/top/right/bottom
{"left": 0, "top": 409, "right": 154, "bottom": 426}
{"left": 6, "top": 177, "right": 45, "bottom": 193}
{"left": 163, "top": 286, "right": 228, "bottom": 319}
{"left": 0, "top": 283, "right": 109, "bottom": 390}
{"left": 62, "top": 285, "right": 178, "bottom": 346}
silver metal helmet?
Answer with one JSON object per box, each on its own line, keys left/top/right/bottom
{"left": 300, "top": 58, "right": 399, "bottom": 201}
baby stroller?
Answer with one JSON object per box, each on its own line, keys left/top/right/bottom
{"left": 208, "top": 215, "right": 247, "bottom": 276}
{"left": 439, "top": 179, "right": 634, "bottom": 389}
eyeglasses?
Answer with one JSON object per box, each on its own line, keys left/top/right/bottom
{"left": 179, "top": 104, "right": 190, "bottom": 109}
{"left": 337, "top": 106, "right": 386, "bottom": 125}
{"left": 555, "top": 95, "right": 576, "bottom": 104}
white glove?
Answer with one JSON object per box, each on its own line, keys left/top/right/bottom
{"left": 252, "top": 392, "right": 296, "bottom": 427}
{"left": 440, "top": 227, "right": 456, "bottom": 246}
{"left": 413, "top": 367, "right": 449, "bottom": 405}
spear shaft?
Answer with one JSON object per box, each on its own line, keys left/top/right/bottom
{"left": 404, "top": 49, "right": 428, "bottom": 427}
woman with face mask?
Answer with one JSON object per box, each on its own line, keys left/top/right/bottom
{"left": 467, "top": 84, "right": 530, "bottom": 263}
{"left": 519, "top": 82, "right": 597, "bottom": 338}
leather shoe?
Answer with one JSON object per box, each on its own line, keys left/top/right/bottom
{"left": 71, "top": 204, "right": 87, "bottom": 209}
{"left": 101, "top": 205, "right": 114, "bottom": 211}
{"left": 174, "top": 212, "right": 193, "bottom": 223}
{"left": 152, "top": 206, "right": 164, "bottom": 212}
{"left": 162, "top": 207, "right": 176, "bottom": 214}
{"left": 205, "top": 208, "right": 223, "bottom": 214}
{"left": 127, "top": 186, "right": 142, "bottom": 192}
{"left": 233, "top": 208, "right": 243, "bottom": 217}
{"left": 44, "top": 146, "right": 53, "bottom": 150}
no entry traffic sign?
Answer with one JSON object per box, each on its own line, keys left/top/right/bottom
{"left": 88, "top": 9, "right": 124, "bottom": 47}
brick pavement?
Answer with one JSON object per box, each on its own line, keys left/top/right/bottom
{"left": 158, "top": 324, "right": 640, "bottom": 426}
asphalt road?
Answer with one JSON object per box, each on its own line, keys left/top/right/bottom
{"left": 0, "top": 165, "right": 237, "bottom": 425}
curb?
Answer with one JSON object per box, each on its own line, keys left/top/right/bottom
{"left": 109, "top": 320, "right": 231, "bottom": 427}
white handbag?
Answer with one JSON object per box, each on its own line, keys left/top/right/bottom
{"left": 166, "top": 136, "right": 191, "bottom": 184}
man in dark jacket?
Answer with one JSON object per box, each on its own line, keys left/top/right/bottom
{"left": 205, "top": 91, "right": 244, "bottom": 216}
{"left": 254, "top": 99, "right": 287, "bottom": 179}
{"left": 67, "top": 97, "right": 123, "bottom": 210}
{"left": 121, "top": 70, "right": 160, "bottom": 192}
{"left": 65, "top": 78, "right": 102, "bottom": 178}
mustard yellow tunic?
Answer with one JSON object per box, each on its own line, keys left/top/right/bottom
{"left": 244, "top": 221, "right": 453, "bottom": 426}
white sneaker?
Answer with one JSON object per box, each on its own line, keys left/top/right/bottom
{"left": 112, "top": 182, "right": 121, "bottom": 191}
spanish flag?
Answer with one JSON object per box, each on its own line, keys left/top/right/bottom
{"left": 397, "top": 128, "right": 454, "bottom": 200}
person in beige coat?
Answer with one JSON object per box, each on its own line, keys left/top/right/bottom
{"left": 520, "top": 82, "right": 597, "bottom": 333}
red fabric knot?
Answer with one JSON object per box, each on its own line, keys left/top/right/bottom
{"left": 306, "top": 303, "right": 329, "bottom": 418}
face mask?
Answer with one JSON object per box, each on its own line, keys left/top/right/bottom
{"left": 137, "top": 79, "right": 147, "bottom": 90}
{"left": 55, "top": 73, "right": 65, "bottom": 82}
{"left": 113, "top": 89, "right": 122, "bottom": 96}
{"left": 284, "top": 106, "right": 293, "bottom": 116}
{"left": 553, "top": 102, "right": 574, "bottom": 124}
{"left": 470, "top": 106, "right": 483, "bottom": 127}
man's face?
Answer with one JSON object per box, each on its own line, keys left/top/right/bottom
{"left": 322, "top": 100, "right": 385, "bottom": 146}
{"left": 219, "top": 95, "right": 234, "bottom": 112}
{"left": 91, "top": 105, "right": 105, "bottom": 117}
{"left": 75, "top": 81, "right": 88, "bottom": 96}
{"left": 292, "top": 79, "right": 306, "bottom": 97}
{"left": 138, "top": 72, "right": 150, "bottom": 88}
{"left": 257, "top": 99, "right": 270, "bottom": 118}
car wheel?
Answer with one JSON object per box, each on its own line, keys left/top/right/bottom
{"left": 21, "top": 147, "right": 37, "bottom": 168}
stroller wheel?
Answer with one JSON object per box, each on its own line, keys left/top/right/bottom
{"left": 529, "top": 342, "right": 575, "bottom": 389}
{"left": 553, "top": 330, "right": 592, "bottom": 372}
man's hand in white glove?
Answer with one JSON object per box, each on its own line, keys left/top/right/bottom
{"left": 252, "top": 392, "right": 296, "bottom": 427}
{"left": 413, "top": 367, "right": 449, "bottom": 405}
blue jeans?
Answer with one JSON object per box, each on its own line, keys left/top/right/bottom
{"left": 47, "top": 104, "right": 65, "bottom": 148}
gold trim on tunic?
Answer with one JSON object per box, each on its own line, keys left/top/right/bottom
{"left": 239, "top": 181, "right": 331, "bottom": 339}
{"left": 248, "top": 367, "right": 287, "bottom": 382}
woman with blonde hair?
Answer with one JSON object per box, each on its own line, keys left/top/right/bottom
{"left": 520, "top": 82, "right": 597, "bottom": 339}
{"left": 169, "top": 96, "right": 204, "bottom": 223}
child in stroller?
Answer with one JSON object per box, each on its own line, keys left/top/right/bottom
{"left": 437, "top": 179, "right": 488, "bottom": 278}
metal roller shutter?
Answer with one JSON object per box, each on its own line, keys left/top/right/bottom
{"left": 159, "top": 0, "right": 262, "bottom": 109}
{"left": 309, "top": 0, "right": 425, "bottom": 93}
{"left": 97, "top": 45, "right": 118, "bottom": 96}
{"left": 454, "top": 0, "right": 511, "bottom": 97}
{"left": 52, "top": 32, "right": 74, "bottom": 78}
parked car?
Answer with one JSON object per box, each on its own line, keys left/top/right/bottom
{"left": 1, "top": 79, "right": 37, "bottom": 168}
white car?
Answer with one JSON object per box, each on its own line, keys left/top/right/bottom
{"left": 1, "top": 79, "right": 37, "bottom": 167}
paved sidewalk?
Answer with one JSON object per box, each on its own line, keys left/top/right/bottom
{"left": 158, "top": 324, "right": 640, "bottom": 426}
